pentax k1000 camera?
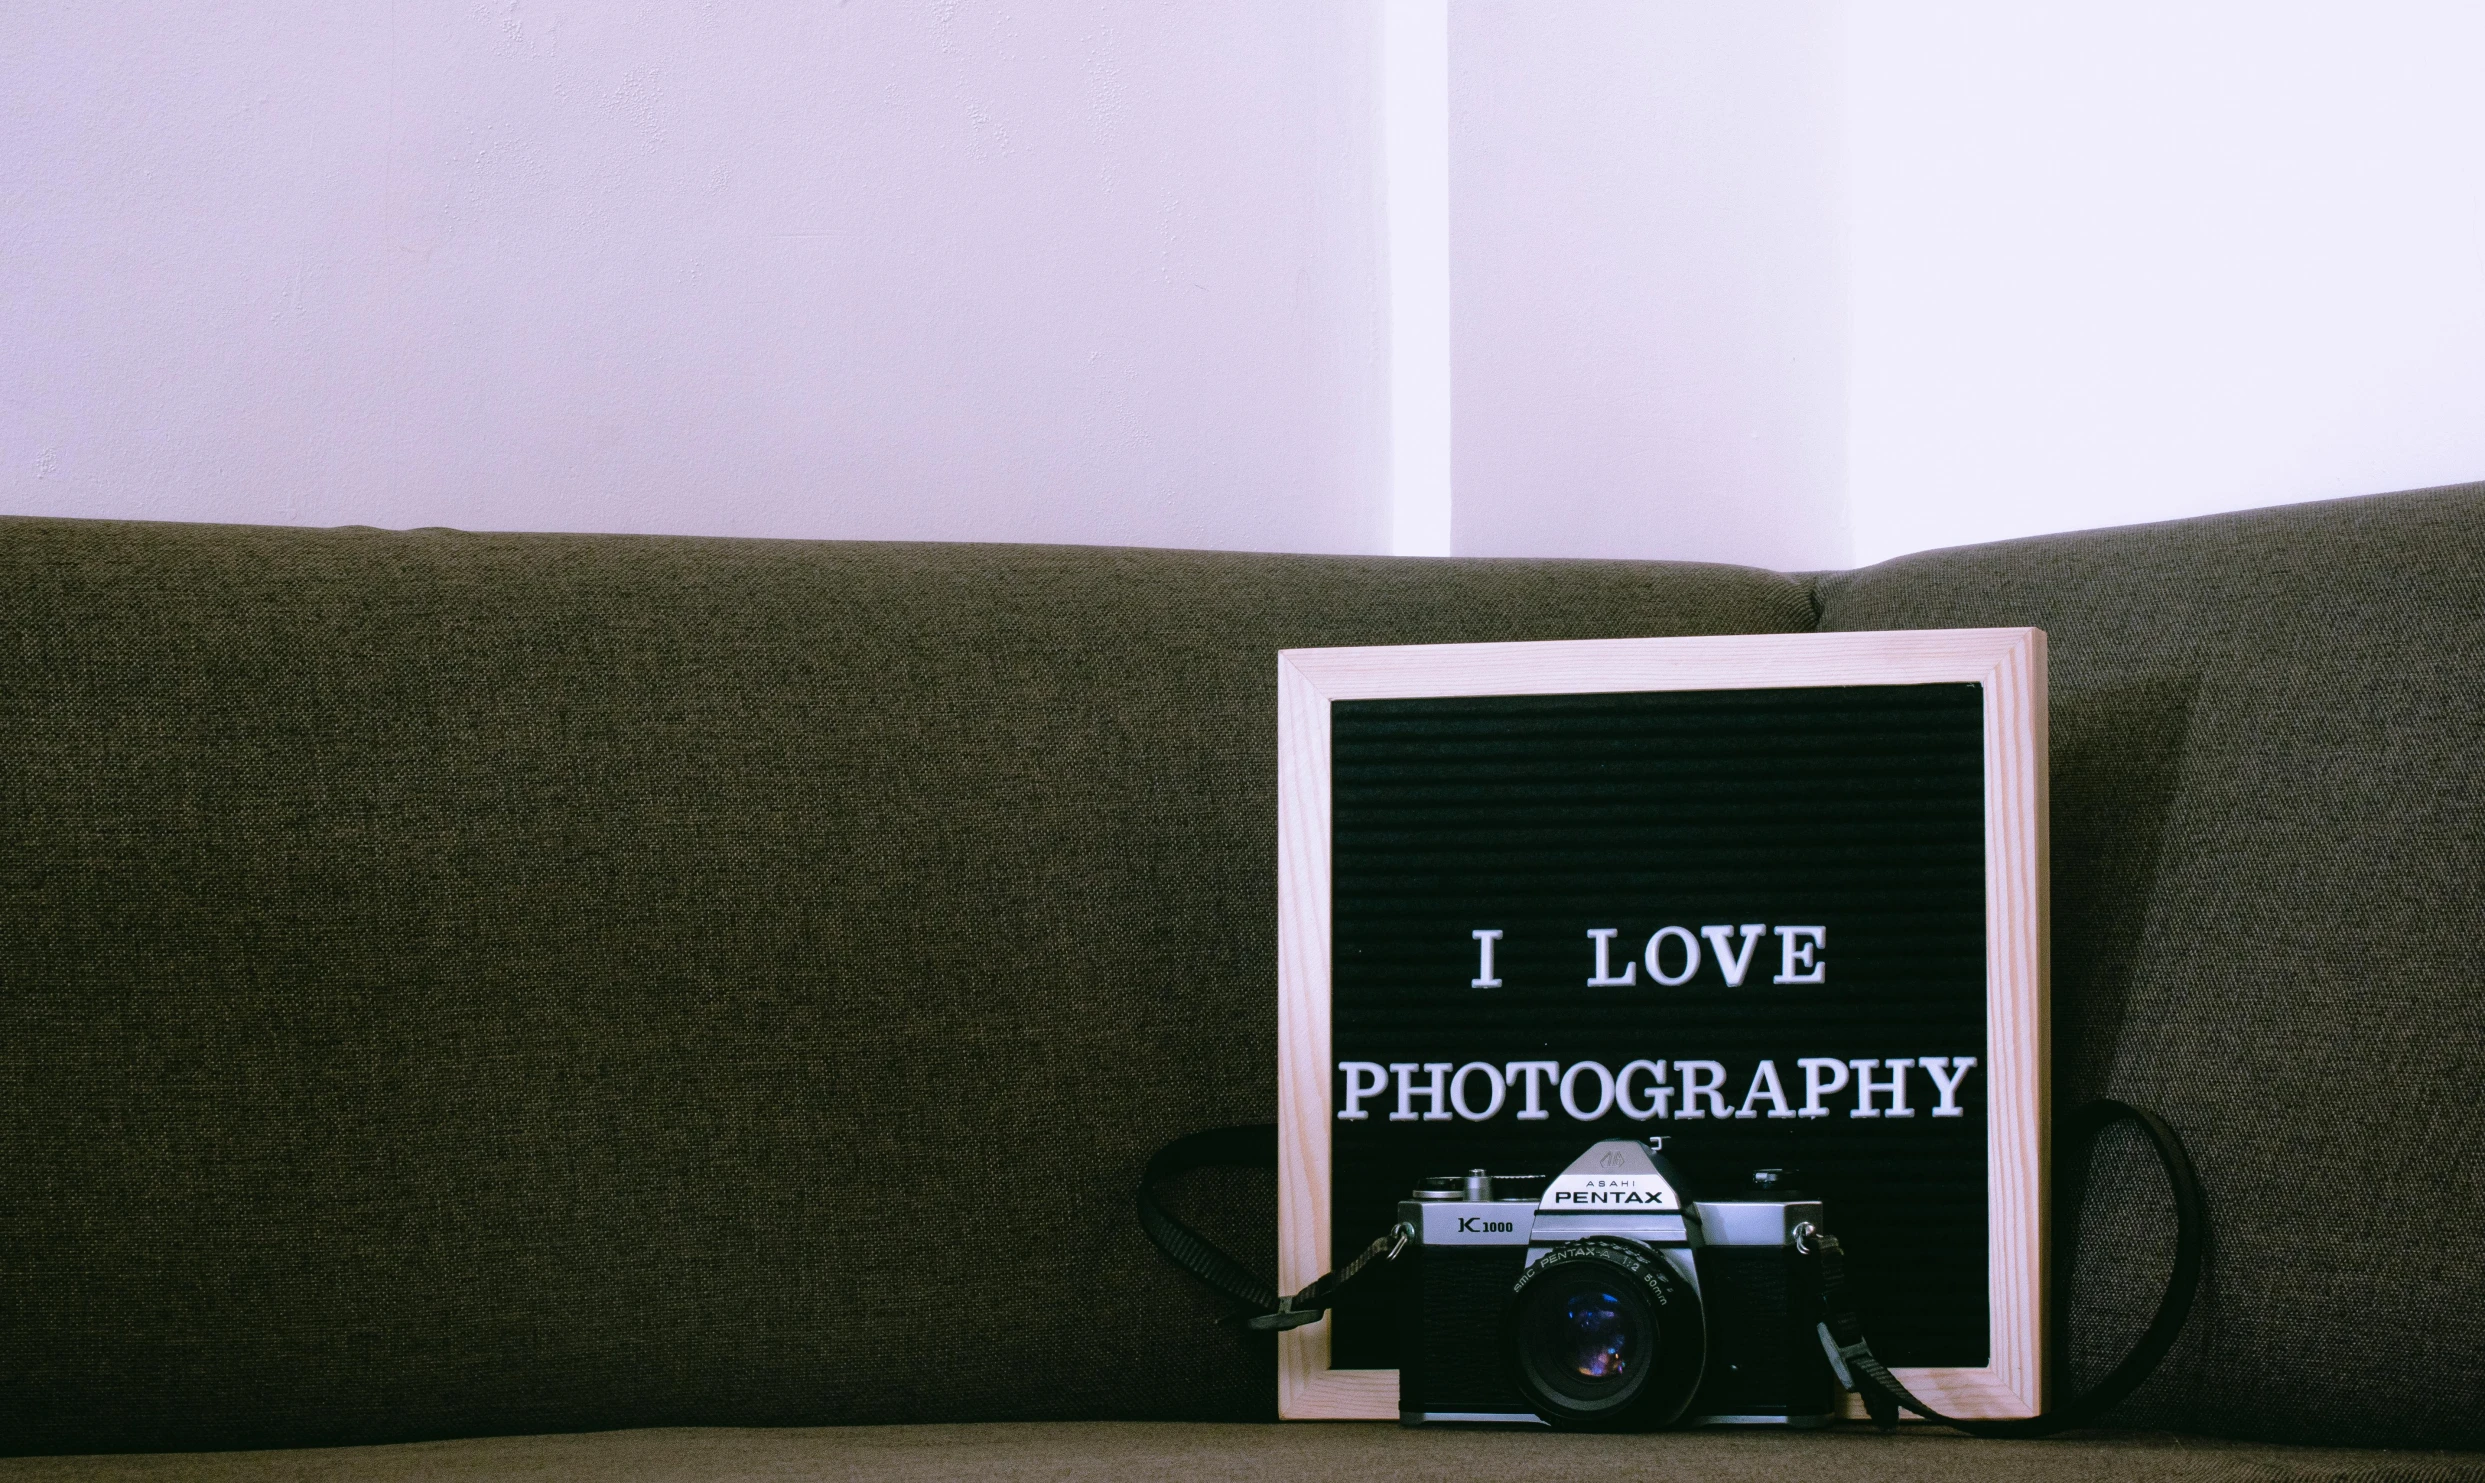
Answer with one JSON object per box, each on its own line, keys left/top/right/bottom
{"left": 1397, "top": 1137, "right": 1836, "bottom": 1429}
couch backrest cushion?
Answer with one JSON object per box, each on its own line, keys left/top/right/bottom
{"left": 1814, "top": 482, "right": 2485, "bottom": 1450}
{"left": 0, "top": 518, "right": 1813, "bottom": 1454}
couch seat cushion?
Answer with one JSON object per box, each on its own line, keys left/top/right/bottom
{"left": 1, "top": 1423, "right": 2477, "bottom": 1482}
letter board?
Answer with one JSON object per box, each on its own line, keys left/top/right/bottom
{"left": 1275, "top": 630, "right": 2048, "bottom": 1421}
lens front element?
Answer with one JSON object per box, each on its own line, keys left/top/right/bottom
{"left": 1503, "top": 1239, "right": 1705, "bottom": 1429}
{"left": 1558, "top": 1290, "right": 1632, "bottom": 1380}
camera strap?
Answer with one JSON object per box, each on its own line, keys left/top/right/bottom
{"left": 1806, "top": 1096, "right": 2209, "bottom": 1437}
{"left": 1136, "top": 1124, "right": 1412, "bottom": 1332}
{"left": 1136, "top": 1096, "right": 2207, "bottom": 1433}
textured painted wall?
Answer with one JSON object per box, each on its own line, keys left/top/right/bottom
{"left": 1446, "top": 2, "right": 1849, "bottom": 570}
{"left": 1, "top": 3, "right": 1388, "bottom": 552}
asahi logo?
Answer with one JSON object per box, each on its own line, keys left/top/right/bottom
{"left": 1549, "top": 1174, "right": 1675, "bottom": 1208}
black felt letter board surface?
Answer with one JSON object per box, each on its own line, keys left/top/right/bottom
{"left": 1326, "top": 683, "right": 1989, "bottom": 1370}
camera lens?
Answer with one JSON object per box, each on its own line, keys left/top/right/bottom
{"left": 1502, "top": 1238, "right": 1705, "bottom": 1429}
{"left": 1556, "top": 1291, "right": 1632, "bottom": 1380}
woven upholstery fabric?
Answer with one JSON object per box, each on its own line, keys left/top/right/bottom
{"left": 0, "top": 1423, "right": 2475, "bottom": 1483}
{"left": 1815, "top": 483, "right": 2485, "bottom": 1450}
{"left": 0, "top": 517, "right": 1813, "bottom": 1455}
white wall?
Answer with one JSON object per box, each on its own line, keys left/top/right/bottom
{"left": 0, "top": 3, "right": 1388, "bottom": 553}
{"left": 1448, "top": 2, "right": 1849, "bottom": 571}
{"left": 1845, "top": 2, "right": 2485, "bottom": 565}
{"left": 1384, "top": 0, "right": 1455, "bottom": 558}
{"left": 9, "top": 4, "right": 2482, "bottom": 566}
{"left": 1444, "top": 0, "right": 2485, "bottom": 569}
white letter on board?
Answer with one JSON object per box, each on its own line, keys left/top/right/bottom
{"left": 1797, "top": 1057, "right": 1850, "bottom": 1118}
{"left": 1470, "top": 929, "right": 1503, "bottom": 988}
{"left": 1504, "top": 1060, "right": 1560, "bottom": 1120}
{"left": 1850, "top": 1059, "right": 1916, "bottom": 1118}
{"left": 1337, "top": 1061, "right": 1388, "bottom": 1121}
{"left": 1391, "top": 1062, "right": 1454, "bottom": 1122}
{"left": 1586, "top": 928, "right": 1638, "bottom": 986}
{"left": 1700, "top": 924, "right": 1767, "bottom": 986}
{"left": 1451, "top": 1061, "right": 1506, "bottom": 1120}
{"left": 1643, "top": 926, "right": 1701, "bottom": 986}
{"left": 1737, "top": 1060, "right": 1796, "bottom": 1119}
{"left": 1774, "top": 926, "right": 1827, "bottom": 983}
{"left": 1560, "top": 1061, "right": 1617, "bottom": 1121}
{"left": 1920, "top": 1056, "right": 1979, "bottom": 1117}
{"left": 1616, "top": 1059, "right": 1672, "bottom": 1121}
{"left": 1673, "top": 1060, "right": 1729, "bottom": 1119}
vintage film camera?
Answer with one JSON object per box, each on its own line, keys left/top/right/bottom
{"left": 1396, "top": 1137, "right": 1836, "bottom": 1429}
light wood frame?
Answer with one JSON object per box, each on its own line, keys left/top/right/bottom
{"left": 1275, "top": 628, "right": 2050, "bottom": 1422}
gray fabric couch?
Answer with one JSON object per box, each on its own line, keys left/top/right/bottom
{"left": 2, "top": 484, "right": 2479, "bottom": 1480}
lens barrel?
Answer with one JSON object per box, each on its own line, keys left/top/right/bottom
{"left": 1501, "top": 1237, "right": 1706, "bottom": 1429}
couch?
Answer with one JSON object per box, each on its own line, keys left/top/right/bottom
{"left": 2, "top": 484, "right": 2479, "bottom": 1480}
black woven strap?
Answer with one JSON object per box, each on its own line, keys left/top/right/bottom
{"left": 1136, "top": 1125, "right": 1282, "bottom": 1316}
{"left": 1135, "top": 1123, "right": 1409, "bottom": 1332}
{"left": 1813, "top": 1097, "right": 2209, "bottom": 1437}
